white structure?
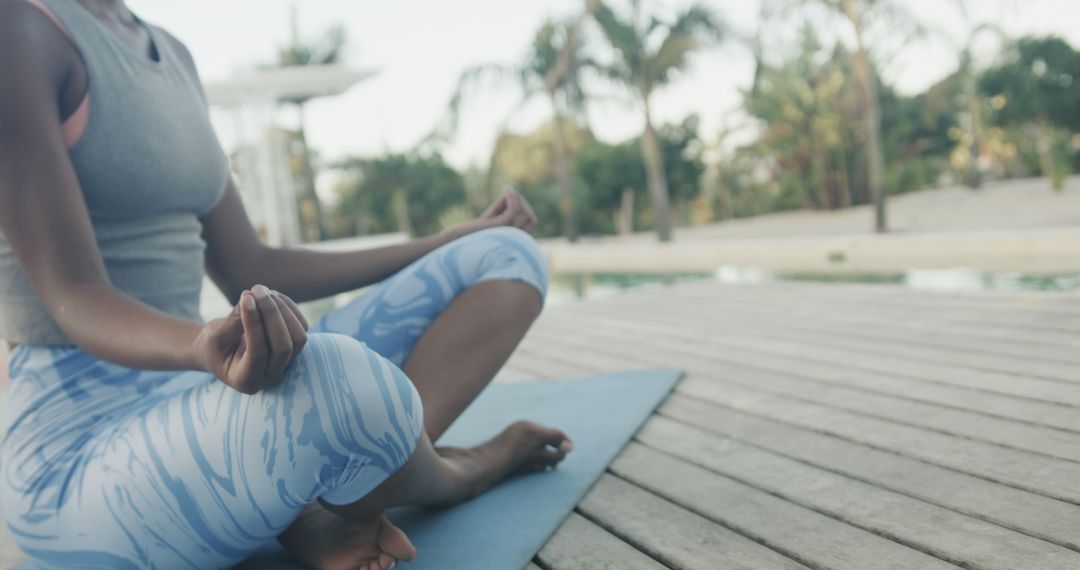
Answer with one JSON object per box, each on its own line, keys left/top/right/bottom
{"left": 205, "top": 64, "right": 377, "bottom": 246}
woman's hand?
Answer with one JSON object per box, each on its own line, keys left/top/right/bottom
{"left": 442, "top": 186, "right": 538, "bottom": 241}
{"left": 192, "top": 284, "right": 309, "bottom": 395}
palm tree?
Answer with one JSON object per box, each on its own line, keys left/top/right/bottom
{"left": 839, "top": 0, "right": 888, "bottom": 232}
{"left": 592, "top": 1, "right": 725, "bottom": 242}
{"left": 951, "top": 23, "right": 1005, "bottom": 189}
{"left": 275, "top": 6, "right": 347, "bottom": 241}
{"left": 425, "top": 2, "right": 600, "bottom": 242}
{"left": 776, "top": 0, "right": 968, "bottom": 231}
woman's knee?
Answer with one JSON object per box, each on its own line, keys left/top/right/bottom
{"left": 458, "top": 226, "right": 550, "bottom": 301}
{"left": 287, "top": 333, "right": 424, "bottom": 474}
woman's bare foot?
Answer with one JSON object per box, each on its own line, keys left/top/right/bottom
{"left": 437, "top": 420, "right": 573, "bottom": 502}
{"left": 278, "top": 502, "right": 415, "bottom": 570}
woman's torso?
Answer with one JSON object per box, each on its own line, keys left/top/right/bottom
{"left": 0, "top": 0, "right": 228, "bottom": 346}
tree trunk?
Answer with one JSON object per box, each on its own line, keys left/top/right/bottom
{"left": 836, "top": 146, "right": 852, "bottom": 208}
{"left": 550, "top": 106, "right": 579, "bottom": 242}
{"left": 812, "top": 142, "right": 832, "bottom": 210}
{"left": 615, "top": 187, "right": 635, "bottom": 235}
{"left": 845, "top": 0, "right": 887, "bottom": 232}
{"left": 296, "top": 104, "right": 327, "bottom": 241}
{"left": 641, "top": 98, "right": 673, "bottom": 242}
{"left": 966, "top": 75, "right": 983, "bottom": 190}
{"left": 1035, "top": 120, "right": 1062, "bottom": 191}
{"left": 392, "top": 187, "right": 412, "bottom": 236}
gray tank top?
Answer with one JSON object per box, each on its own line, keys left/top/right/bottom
{"left": 0, "top": 0, "right": 228, "bottom": 345}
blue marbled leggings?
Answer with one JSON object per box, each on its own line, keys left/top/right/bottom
{"left": 0, "top": 227, "right": 548, "bottom": 569}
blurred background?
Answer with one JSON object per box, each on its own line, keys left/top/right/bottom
{"left": 127, "top": 0, "right": 1080, "bottom": 312}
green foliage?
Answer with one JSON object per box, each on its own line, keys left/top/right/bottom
{"left": 577, "top": 139, "right": 643, "bottom": 233}
{"left": 980, "top": 36, "right": 1080, "bottom": 188}
{"left": 575, "top": 115, "right": 705, "bottom": 233}
{"left": 593, "top": 1, "right": 725, "bottom": 95}
{"left": 979, "top": 36, "right": 1080, "bottom": 129}
{"left": 334, "top": 154, "right": 466, "bottom": 237}
{"left": 742, "top": 27, "right": 860, "bottom": 209}
{"left": 728, "top": 23, "right": 967, "bottom": 215}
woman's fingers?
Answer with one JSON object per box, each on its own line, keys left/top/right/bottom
{"left": 273, "top": 290, "right": 310, "bottom": 330}
{"left": 504, "top": 187, "right": 537, "bottom": 231}
{"left": 503, "top": 188, "right": 528, "bottom": 227}
{"left": 251, "top": 284, "right": 293, "bottom": 385}
{"left": 236, "top": 290, "right": 268, "bottom": 389}
{"left": 512, "top": 187, "right": 538, "bottom": 228}
{"left": 273, "top": 291, "right": 308, "bottom": 359}
{"left": 487, "top": 195, "right": 508, "bottom": 219}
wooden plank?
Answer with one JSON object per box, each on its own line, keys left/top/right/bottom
{"left": 746, "top": 281, "right": 1080, "bottom": 320}
{"left": 536, "top": 512, "right": 665, "bottom": 570}
{"left": 658, "top": 394, "right": 1080, "bottom": 552}
{"left": 636, "top": 289, "right": 1080, "bottom": 366}
{"left": 669, "top": 374, "right": 1080, "bottom": 505}
{"left": 522, "top": 330, "right": 1080, "bottom": 461}
{"left": 541, "top": 311, "right": 1080, "bottom": 407}
{"left": 637, "top": 415, "right": 1080, "bottom": 569}
{"left": 602, "top": 290, "right": 1080, "bottom": 373}
{"left": 525, "top": 322, "right": 1080, "bottom": 434}
{"left": 583, "top": 298, "right": 1080, "bottom": 383}
{"left": 611, "top": 443, "right": 957, "bottom": 570}
{"left": 594, "top": 282, "right": 1080, "bottom": 348}
{"left": 531, "top": 323, "right": 1080, "bottom": 505}
{"left": 502, "top": 348, "right": 591, "bottom": 379}
{"left": 692, "top": 281, "right": 1080, "bottom": 331}
{"left": 579, "top": 474, "right": 807, "bottom": 570}
{"left": 534, "top": 321, "right": 1080, "bottom": 504}
{"left": 494, "top": 364, "right": 542, "bottom": 383}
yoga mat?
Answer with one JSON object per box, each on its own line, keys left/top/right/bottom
{"left": 237, "top": 369, "right": 682, "bottom": 570}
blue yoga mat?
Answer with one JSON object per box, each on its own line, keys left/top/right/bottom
{"left": 237, "top": 369, "right": 682, "bottom": 570}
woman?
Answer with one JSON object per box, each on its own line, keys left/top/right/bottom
{"left": 0, "top": 1, "right": 571, "bottom": 568}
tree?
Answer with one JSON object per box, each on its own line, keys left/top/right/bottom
{"left": 951, "top": 23, "right": 1005, "bottom": 189}
{"left": 744, "top": 26, "right": 859, "bottom": 210}
{"left": 274, "top": 6, "right": 347, "bottom": 241}
{"left": 489, "top": 120, "right": 593, "bottom": 238}
{"left": 334, "top": 154, "right": 466, "bottom": 238}
{"left": 980, "top": 36, "right": 1080, "bottom": 190}
{"left": 593, "top": 1, "right": 725, "bottom": 241}
{"left": 425, "top": 3, "right": 600, "bottom": 242}
{"left": 577, "top": 115, "right": 705, "bottom": 235}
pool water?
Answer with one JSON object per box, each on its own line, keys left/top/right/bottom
{"left": 547, "top": 268, "right": 1080, "bottom": 304}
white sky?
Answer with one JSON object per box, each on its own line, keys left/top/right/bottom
{"left": 128, "top": 0, "right": 1080, "bottom": 169}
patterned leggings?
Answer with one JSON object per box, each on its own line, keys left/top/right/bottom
{"left": 0, "top": 227, "right": 548, "bottom": 569}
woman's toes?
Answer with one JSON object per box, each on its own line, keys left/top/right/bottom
{"left": 537, "top": 427, "right": 572, "bottom": 450}
{"left": 377, "top": 516, "right": 417, "bottom": 562}
{"left": 536, "top": 448, "right": 567, "bottom": 465}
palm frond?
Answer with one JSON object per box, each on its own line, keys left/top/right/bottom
{"left": 645, "top": 3, "right": 725, "bottom": 90}
{"left": 417, "top": 63, "right": 532, "bottom": 151}
{"left": 593, "top": 2, "right": 645, "bottom": 77}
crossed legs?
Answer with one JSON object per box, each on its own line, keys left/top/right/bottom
{"left": 280, "top": 231, "right": 568, "bottom": 569}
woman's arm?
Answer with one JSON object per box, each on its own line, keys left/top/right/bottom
{"left": 0, "top": 7, "right": 305, "bottom": 394}
{"left": 0, "top": 6, "right": 199, "bottom": 369}
{"left": 201, "top": 179, "right": 538, "bottom": 303}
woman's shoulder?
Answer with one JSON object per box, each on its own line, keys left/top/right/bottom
{"left": 0, "top": 0, "right": 70, "bottom": 46}
{"left": 0, "top": 0, "right": 76, "bottom": 91}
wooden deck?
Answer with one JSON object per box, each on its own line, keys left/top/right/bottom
{"left": 2, "top": 279, "right": 1079, "bottom": 568}
{"left": 508, "top": 280, "right": 1080, "bottom": 570}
